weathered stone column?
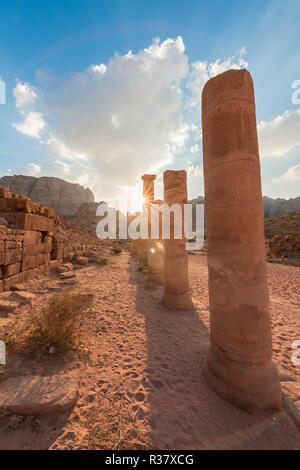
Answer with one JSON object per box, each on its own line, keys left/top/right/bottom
{"left": 202, "top": 69, "right": 282, "bottom": 411}
{"left": 162, "top": 170, "right": 193, "bottom": 310}
{"left": 142, "top": 174, "right": 156, "bottom": 204}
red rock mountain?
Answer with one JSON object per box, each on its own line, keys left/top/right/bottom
{"left": 0, "top": 175, "right": 94, "bottom": 216}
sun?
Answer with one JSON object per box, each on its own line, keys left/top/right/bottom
{"left": 128, "top": 190, "right": 145, "bottom": 213}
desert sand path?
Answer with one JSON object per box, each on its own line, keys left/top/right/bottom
{"left": 0, "top": 250, "right": 299, "bottom": 449}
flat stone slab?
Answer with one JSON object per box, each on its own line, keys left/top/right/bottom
{"left": 59, "top": 279, "right": 77, "bottom": 286}
{"left": 89, "top": 257, "right": 108, "bottom": 265}
{"left": 62, "top": 263, "right": 73, "bottom": 270}
{"left": 0, "top": 300, "right": 19, "bottom": 312}
{"left": 59, "top": 272, "right": 76, "bottom": 280}
{"left": 56, "top": 266, "right": 69, "bottom": 274}
{"left": 0, "top": 374, "right": 79, "bottom": 415}
{"left": 12, "top": 291, "right": 36, "bottom": 304}
{"left": 76, "top": 256, "right": 89, "bottom": 265}
{"left": 10, "top": 283, "right": 27, "bottom": 292}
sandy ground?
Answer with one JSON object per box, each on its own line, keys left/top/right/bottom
{"left": 0, "top": 250, "right": 299, "bottom": 450}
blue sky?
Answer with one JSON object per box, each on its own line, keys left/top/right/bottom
{"left": 0, "top": 0, "right": 299, "bottom": 207}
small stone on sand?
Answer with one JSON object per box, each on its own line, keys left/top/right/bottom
{"left": 60, "top": 279, "right": 77, "bottom": 286}
{"left": 56, "top": 266, "right": 69, "bottom": 274}
{"left": 12, "top": 291, "right": 36, "bottom": 305}
{"left": 0, "top": 300, "right": 19, "bottom": 312}
{"left": 75, "top": 256, "right": 89, "bottom": 265}
{"left": 10, "top": 284, "right": 27, "bottom": 292}
{"left": 59, "top": 272, "right": 76, "bottom": 280}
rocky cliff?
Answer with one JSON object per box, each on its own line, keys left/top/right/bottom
{"left": 265, "top": 211, "right": 300, "bottom": 261}
{"left": 191, "top": 195, "right": 300, "bottom": 218}
{"left": 0, "top": 175, "right": 94, "bottom": 216}
{"left": 263, "top": 196, "right": 300, "bottom": 218}
{"left": 68, "top": 202, "right": 105, "bottom": 230}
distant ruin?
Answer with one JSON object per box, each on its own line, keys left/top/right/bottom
{"left": 0, "top": 175, "right": 94, "bottom": 217}
{"left": 0, "top": 186, "right": 94, "bottom": 291}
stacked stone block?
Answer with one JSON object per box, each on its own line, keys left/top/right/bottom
{"left": 0, "top": 187, "right": 55, "bottom": 292}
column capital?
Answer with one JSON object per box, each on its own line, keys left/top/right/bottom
{"left": 141, "top": 174, "right": 156, "bottom": 182}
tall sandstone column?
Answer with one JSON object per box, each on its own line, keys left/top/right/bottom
{"left": 142, "top": 175, "right": 156, "bottom": 204}
{"left": 202, "top": 69, "right": 282, "bottom": 411}
{"left": 162, "top": 170, "right": 193, "bottom": 311}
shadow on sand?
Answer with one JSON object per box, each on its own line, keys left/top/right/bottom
{"left": 128, "top": 255, "right": 299, "bottom": 450}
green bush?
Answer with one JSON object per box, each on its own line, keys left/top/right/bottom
{"left": 111, "top": 248, "right": 122, "bottom": 254}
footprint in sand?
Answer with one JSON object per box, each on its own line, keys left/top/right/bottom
{"left": 97, "top": 379, "right": 108, "bottom": 386}
{"left": 85, "top": 394, "right": 96, "bottom": 404}
{"left": 123, "top": 371, "right": 139, "bottom": 378}
{"left": 135, "top": 392, "right": 145, "bottom": 402}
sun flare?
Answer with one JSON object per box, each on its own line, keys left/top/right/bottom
{"left": 128, "top": 190, "right": 145, "bottom": 213}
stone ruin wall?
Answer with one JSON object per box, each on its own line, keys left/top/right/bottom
{"left": 0, "top": 186, "right": 90, "bottom": 292}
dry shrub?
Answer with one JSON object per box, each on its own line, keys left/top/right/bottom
{"left": 29, "top": 289, "right": 93, "bottom": 350}
{"left": 7, "top": 289, "right": 92, "bottom": 353}
{"left": 111, "top": 248, "right": 122, "bottom": 255}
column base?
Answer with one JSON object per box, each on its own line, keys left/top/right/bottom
{"left": 206, "top": 347, "right": 282, "bottom": 412}
{"left": 162, "top": 291, "right": 194, "bottom": 311}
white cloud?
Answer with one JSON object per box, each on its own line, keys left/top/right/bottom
{"left": 187, "top": 164, "right": 203, "bottom": 177}
{"left": 190, "top": 144, "right": 199, "bottom": 154}
{"left": 46, "top": 134, "right": 87, "bottom": 161}
{"left": 39, "top": 36, "right": 190, "bottom": 198}
{"left": 187, "top": 48, "right": 248, "bottom": 106}
{"left": 11, "top": 158, "right": 97, "bottom": 192}
{"left": 189, "top": 124, "right": 202, "bottom": 141}
{"left": 13, "top": 111, "right": 46, "bottom": 138}
{"left": 10, "top": 40, "right": 258, "bottom": 203}
{"left": 273, "top": 163, "right": 300, "bottom": 182}
{"left": 258, "top": 108, "right": 300, "bottom": 157}
{"left": 13, "top": 82, "right": 37, "bottom": 110}
{"left": 90, "top": 63, "right": 107, "bottom": 74}
{"left": 26, "top": 163, "right": 41, "bottom": 176}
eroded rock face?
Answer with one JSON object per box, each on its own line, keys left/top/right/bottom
{"left": 202, "top": 69, "right": 282, "bottom": 412}
{"left": 263, "top": 196, "right": 300, "bottom": 218}
{"left": 191, "top": 195, "right": 300, "bottom": 219}
{"left": 267, "top": 233, "right": 300, "bottom": 261}
{"left": 0, "top": 175, "right": 94, "bottom": 216}
{"left": 161, "top": 170, "right": 193, "bottom": 311}
{"left": 68, "top": 202, "right": 105, "bottom": 230}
